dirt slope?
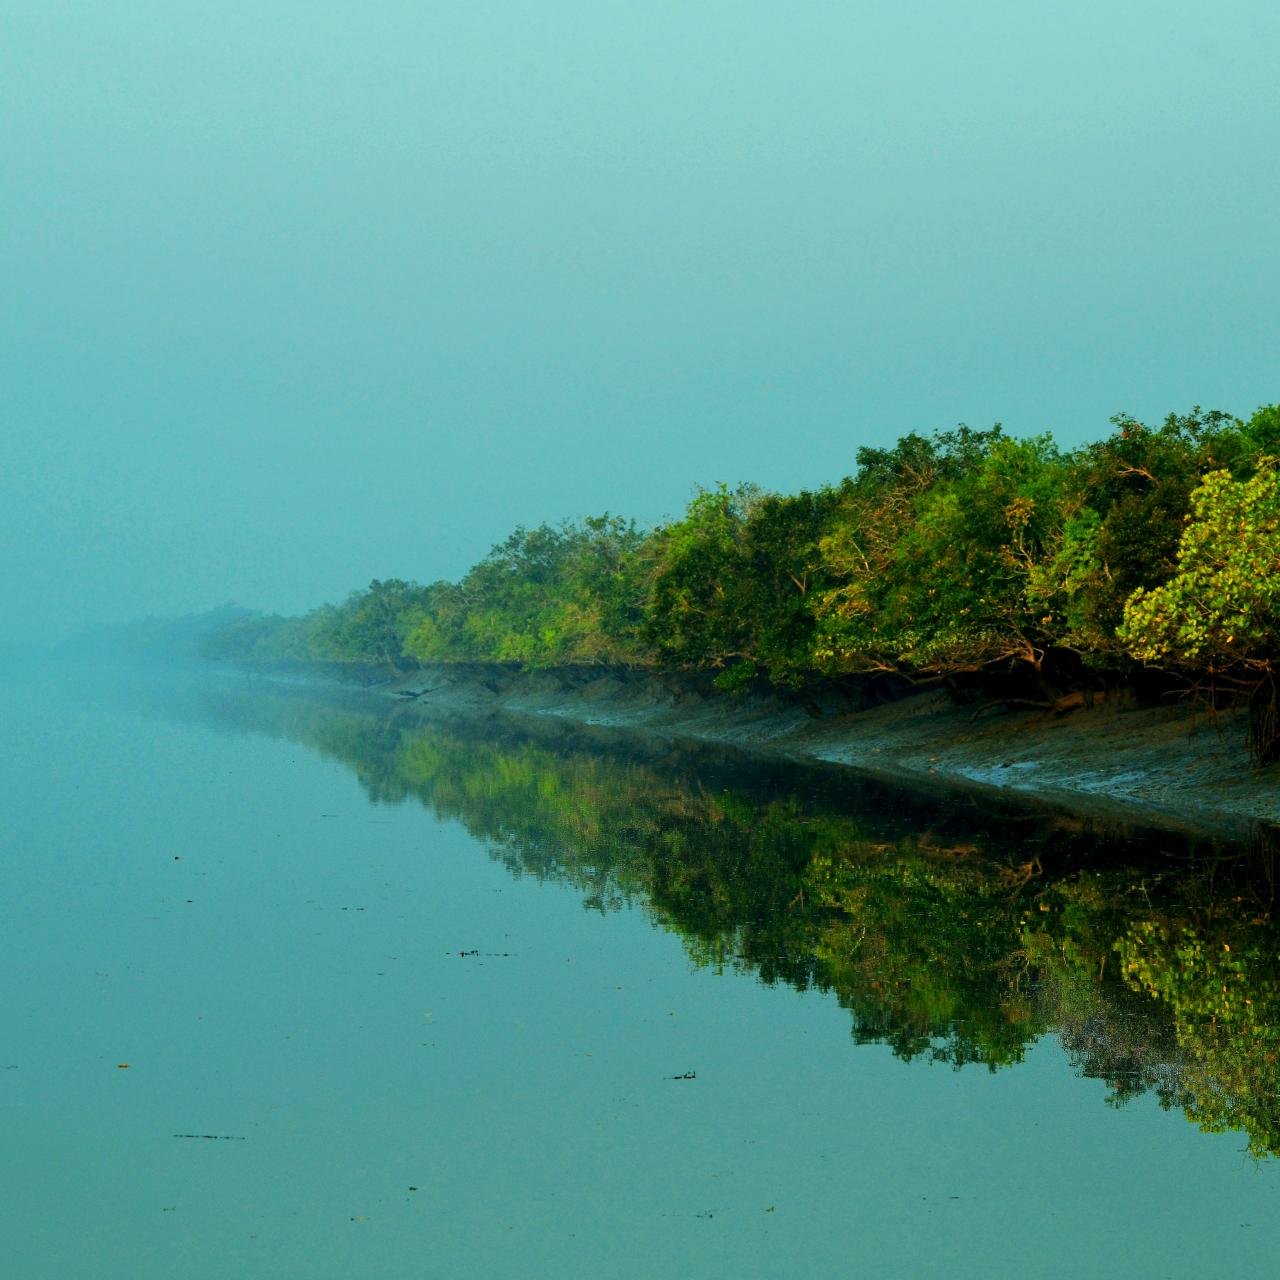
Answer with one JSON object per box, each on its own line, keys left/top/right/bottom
{"left": 358, "top": 663, "right": 1278, "bottom": 837}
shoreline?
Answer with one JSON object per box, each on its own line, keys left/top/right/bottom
{"left": 259, "top": 660, "right": 1280, "bottom": 839}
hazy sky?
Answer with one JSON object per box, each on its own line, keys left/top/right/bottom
{"left": 3, "top": 1, "right": 1278, "bottom": 643}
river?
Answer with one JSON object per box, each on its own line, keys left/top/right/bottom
{"left": 3, "top": 665, "right": 1278, "bottom": 1277}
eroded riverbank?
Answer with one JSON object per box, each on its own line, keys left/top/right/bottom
{"left": 260, "top": 661, "right": 1280, "bottom": 838}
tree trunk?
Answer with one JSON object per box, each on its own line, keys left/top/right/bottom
{"left": 1248, "top": 671, "right": 1279, "bottom": 767}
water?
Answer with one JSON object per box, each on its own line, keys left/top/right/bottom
{"left": 3, "top": 666, "right": 1278, "bottom": 1277}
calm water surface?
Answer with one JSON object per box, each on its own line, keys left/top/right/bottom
{"left": 3, "top": 667, "right": 1279, "bottom": 1278}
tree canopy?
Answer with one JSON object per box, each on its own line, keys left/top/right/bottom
{"left": 201, "top": 401, "right": 1280, "bottom": 754}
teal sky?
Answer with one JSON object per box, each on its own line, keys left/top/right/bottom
{"left": 3, "top": 1, "right": 1278, "bottom": 643}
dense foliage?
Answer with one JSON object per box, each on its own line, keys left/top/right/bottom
{"left": 201, "top": 402, "right": 1280, "bottom": 756}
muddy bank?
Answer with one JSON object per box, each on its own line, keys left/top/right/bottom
{"left": 255, "top": 660, "right": 1280, "bottom": 837}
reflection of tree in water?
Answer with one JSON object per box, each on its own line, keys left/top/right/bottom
{"left": 191, "top": 682, "right": 1280, "bottom": 1156}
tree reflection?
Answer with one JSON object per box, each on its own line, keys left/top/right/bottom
{"left": 190, "top": 682, "right": 1280, "bottom": 1157}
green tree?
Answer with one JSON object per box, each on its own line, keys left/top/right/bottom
{"left": 642, "top": 484, "right": 760, "bottom": 669}
{"left": 815, "top": 428, "right": 1067, "bottom": 675}
{"left": 1120, "top": 459, "right": 1280, "bottom": 760}
{"left": 324, "top": 579, "right": 432, "bottom": 668}
{"left": 1042, "top": 408, "right": 1246, "bottom": 653}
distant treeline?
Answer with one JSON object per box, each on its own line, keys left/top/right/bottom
{"left": 62, "top": 603, "right": 256, "bottom": 664}
{"left": 202, "top": 404, "right": 1280, "bottom": 757}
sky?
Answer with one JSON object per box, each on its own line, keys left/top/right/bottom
{"left": 3, "top": 0, "right": 1278, "bottom": 644}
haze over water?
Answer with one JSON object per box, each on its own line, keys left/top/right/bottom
{"left": 4, "top": 2, "right": 1279, "bottom": 645}
{"left": 4, "top": 664, "right": 1279, "bottom": 1277}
